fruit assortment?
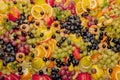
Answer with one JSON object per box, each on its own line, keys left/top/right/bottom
{"left": 0, "top": 0, "right": 120, "bottom": 80}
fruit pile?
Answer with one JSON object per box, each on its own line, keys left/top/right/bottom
{"left": 0, "top": 0, "right": 120, "bottom": 80}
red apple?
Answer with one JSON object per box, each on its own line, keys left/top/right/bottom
{"left": 76, "top": 72, "right": 92, "bottom": 80}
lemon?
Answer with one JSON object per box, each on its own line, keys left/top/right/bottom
{"left": 91, "top": 65, "right": 104, "bottom": 79}
{"left": 69, "top": 34, "right": 81, "bottom": 43}
{"left": 116, "top": 71, "right": 120, "bottom": 80}
{"left": 90, "top": 0, "right": 98, "bottom": 9}
{"left": 0, "top": 0, "right": 8, "bottom": 14}
{"left": 32, "top": 58, "right": 45, "bottom": 69}
{"left": 42, "top": 4, "right": 53, "bottom": 17}
{"left": 31, "top": 5, "right": 45, "bottom": 19}
{"left": 82, "top": 0, "right": 90, "bottom": 11}
{"left": 76, "top": 1, "right": 83, "bottom": 15}
{"left": 80, "top": 56, "right": 92, "bottom": 68}
{"left": 0, "top": 60, "right": 3, "bottom": 70}
{"left": 34, "top": 0, "right": 46, "bottom": 5}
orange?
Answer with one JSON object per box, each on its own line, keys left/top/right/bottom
{"left": 31, "top": 5, "right": 45, "bottom": 19}
{"left": 91, "top": 53, "right": 101, "bottom": 60}
{"left": 48, "top": 61, "right": 54, "bottom": 68}
{"left": 35, "top": 45, "right": 46, "bottom": 58}
{"left": 21, "top": 68, "right": 32, "bottom": 80}
{"left": 111, "top": 65, "right": 120, "bottom": 80}
{"left": 42, "top": 4, "right": 53, "bottom": 17}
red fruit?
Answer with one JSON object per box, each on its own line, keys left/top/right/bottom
{"left": 44, "top": 16, "right": 54, "bottom": 26}
{"left": 8, "top": 13, "right": 17, "bottom": 22}
{"left": 43, "top": 74, "right": 52, "bottom": 80}
{"left": 32, "top": 74, "right": 40, "bottom": 80}
{"left": 46, "top": 0, "right": 55, "bottom": 6}
{"left": 9, "top": 73, "right": 21, "bottom": 80}
{"left": 76, "top": 72, "right": 92, "bottom": 80}
{"left": 72, "top": 47, "right": 81, "bottom": 60}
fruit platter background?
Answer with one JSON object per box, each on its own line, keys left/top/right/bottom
{"left": 0, "top": 0, "right": 120, "bottom": 80}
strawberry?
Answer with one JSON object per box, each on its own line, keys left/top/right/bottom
{"left": 44, "top": 16, "right": 54, "bottom": 26}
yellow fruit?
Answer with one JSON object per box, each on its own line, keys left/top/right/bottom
{"left": 90, "top": 0, "right": 98, "bottom": 9}
{"left": 0, "top": 60, "right": 3, "bottom": 70}
{"left": 69, "top": 34, "right": 81, "bottom": 43}
{"left": 32, "top": 58, "right": 45, "bottom": 69}
{"left": 98, "top": 0, "right": 104, "bottom": 7}
{"left": 68, "top": 64, "right": 74, "bottom": 71}
{"left": 80, "top": 56, "right": 92, "bottom": 69}
{"left": 76, "top": 1, "right": 83, "bottom": 15}
{"left": 31, "top": 5, "right": 45, "bottom": 19}
{"left": 34, "top": 0, "right": 46, "bottom": 5}
{"left": 42, "top": 4, "right": 53, "bottom": 17}
{"left": 82, "top": 0, "right": 90, "bottom": 11}
{"left": 0, "top": 0, "right": 8, "bottom": 14}
{"left": 116, "top": 71, "right": 120, "bottom": 80}
{"left": 91, "top": 65, "right": 104, "bottom": 79}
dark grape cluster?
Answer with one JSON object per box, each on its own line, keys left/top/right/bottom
{"left": 60, "top": 15, "right": 82, "bottom": 36}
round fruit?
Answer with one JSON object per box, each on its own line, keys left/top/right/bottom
{"left": 31, "top": 5, "right": 45, "bottom": 19}
{"left": 32, "top": 58, "right": 45, "bottom": 69}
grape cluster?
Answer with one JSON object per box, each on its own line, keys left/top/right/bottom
{"left": 50, "top": 67, "right": 61, "bottom": 80}
{"left": 60, "top": 15, "right": 82, "bottom": 35}
{"left": 59, "top": 66, "right": 75, "bottom": 80}
{"left": 98, "top": 49, "right": 119, "bottom": 69}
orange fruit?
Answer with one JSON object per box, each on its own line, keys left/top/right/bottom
{"left": 91, "top": 53, "right": 101, "bottom": 60}
{"left": 48, "top": 39, "right": 57, "bottom": 53}
{"left": 111, "top": 65, "right": 120, "bottom": 80}
{"left": 48, "top": 61, "right": 54, "bottom": 68}
{"left": 31, "top": 5, "right": 45, "bottom": 19}
{"left": 35, "top": 45, "right": 46, "bottom": 58}
{"left": 21, "top": 68, "right": 32, "bottom": 80}
{"left": 42, "top": 4, "right": 53, "bottom": 17}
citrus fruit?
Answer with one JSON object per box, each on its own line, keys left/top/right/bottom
{"left": 91, "top": 65, "right": 104, "bottom": 79}
{"left": 0, "top": 60, "right": 3, "bottom": 70}
{"left": 90, "top": 0, "right": 98, "bottom": 9}
{"left": 34, "top": 0, "right": 46, "bottom": 5}
{"left": 32, "top": 58, "right": 45, "bottom": 69}
{"left": 21, "top": 68, "right": 32, "bottom": 80}
{"left": 31, "top": 5, "right": 45, "bottom": 19}
{"left": 98, "top": 0, "right": 104, "bottom": 7}
{"left": 42, "top": 4, "right": 53, "bottom": 17}
{"left": 80, "top": 56, "right": 92, "bottom": 68}
{"left": 111, "top": 66, "right": 120, "bottom": 80}
{"left": 35, "top": 45, "right": 46, "bottom": 58}
{"left": 116, "top": 71, "right": 120, "bottom": 80}
{"left": 76, "top": 1, "right": 83, "bottom": 15}
{"left": 0, "top": 0, "right": 8, "bottom": 14}
{"left": 82, "top": 0, "right": 90, "bottom": 11}
{"left": 69, "top": 34, "right": 81, "bottom": 43}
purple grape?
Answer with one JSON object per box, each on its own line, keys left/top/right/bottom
{"left": 59, "top": 70, "right": 65, "bottom": 76}
{"left": 62, "top": 75, "right": 67, "bottom": 80}
{"left": 19, "top": 36, "right": 26, "bottom": 42}
{"left": 24, "top": 49, "right": 29, "bottom": 54}
{"left": 24, "top": 44, "right": 30, "bottom": 50}
{"left": 4, "top": 31, "right": 9, "bottom": 37}
{"left": 0, "top": 35, "right": 4, "bottom": 39}
{"left": 68, "top": 76, "right": 72, "bottom": 80}
{"left": 17, "top": 44, "right": 22, "bottom": 48}
{"left": 12, "top": 41, "right": 17, "bottom": 46}
{"left": 63, "top": 66, "right": 68, "bottom": 71}
{"left": 70, "top": 70, "right": 75, "bottom": 76}
{"left": 66, "top": 71, "right": 71, "bottom": 76}
{"left": 3, "top": 37, "right": 9, "bottom": 43}
{"left": 19, "top": 47, "right": 24, "bottom": 52}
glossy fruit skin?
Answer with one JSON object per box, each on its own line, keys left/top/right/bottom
{"left": 76, "top": 72, "right": 92, "bottom": 80}
{"left": 32, "top": 74, "right": 52, "bottom": 80}
{"left": 45, "top": 0, "right": 55, "bottom": 6}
